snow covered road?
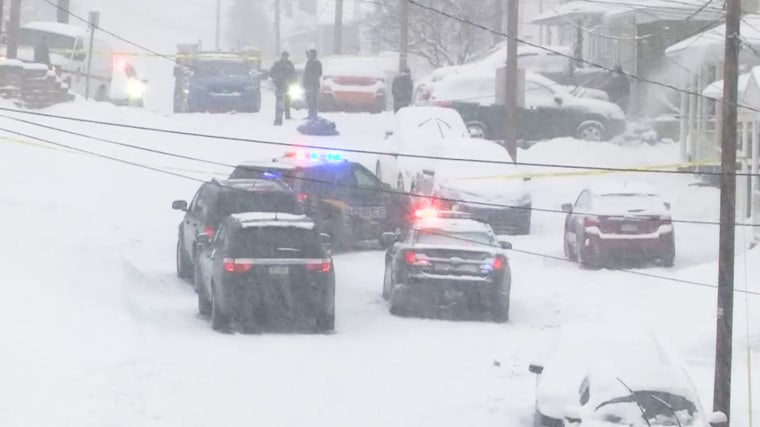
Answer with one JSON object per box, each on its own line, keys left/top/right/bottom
{"left": 0, "top": 102, "right": 758, "bottom": 426}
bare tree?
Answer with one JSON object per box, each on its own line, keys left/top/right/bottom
{"left": 369, "top": 0, "right": 495, "bottom": 67}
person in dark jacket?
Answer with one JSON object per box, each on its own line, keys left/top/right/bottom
{"left": 392, "top": 66, "right": 414, "bottom": 112}
{"left": 270, "top": 51, "right": 297, "bottom": 125}
{"left": 302, "top": 49, "right": 323, "bottom": 119}
{"left": 603, "top": 64, "right": 630, "bottom": 112}
{"left": 34, "top": 36, "right": 51, "bottom": 68}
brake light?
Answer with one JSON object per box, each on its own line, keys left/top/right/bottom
{"left": 414, "top": 208, "right": 437, "bottom": 218}
{"left": 404, "top": 251, "right": 430, "bottom": 266}
{"left": 492, "top": 256, "right": 505, "bottom": 270}
{"left": 222, "top": 258, "right": 253, "bottom": 273}
{"left": 297, "top": 192, "right": 309, "bottom": 202}
{"left": 481, "top": 256, "right": 506, "bottom": 271}
{"left": 583, "top": 216, "right": 599, "bottom": 227}
{"left": 203, "top": 226, "right": 215, "bottom": 239}
{"left": 306, "top": 260, "right": 331, "bottom": 272}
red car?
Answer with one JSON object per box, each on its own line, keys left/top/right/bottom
{"left": 562, "top": 183, "right": 675, "bottom": 268}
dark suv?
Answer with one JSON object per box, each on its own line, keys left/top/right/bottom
{"left": 172, "top": 178, "right": 301, "bottom": 282}
{"left": 230, "top": 153, "right": 408, "bottom": 251}
{"left": 194, "top": 213, "right": 335, "bottom": 333}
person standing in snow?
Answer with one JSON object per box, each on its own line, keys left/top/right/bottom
{"left": 34, "top": 36, "right": 51, "bottom": 68}
{"left": 302, "top": 48, "right": 323, "bottom": 119}
{"left": 270, "top": 51, "right": 297, "bottom": 126}
{"left": 603, "top": 64, "right": 630, "bottom": 112}
{"left": 392, "top": 66, "right": 414, "bottom": 113}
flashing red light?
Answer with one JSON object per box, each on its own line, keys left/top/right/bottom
{"left": 414, "top": 208, "right": 437, "bottom": 219}
{"left": 203, "top": 226, "right": 215, "bottom": 239}
{"left": 222, "top": 258, "right": 253, "bottom": 273}
{"left": 113, "top": 55, "right": 128, "bottom": 70}
{"left": 404, "top": 251, "right": 418, "bottom": 264}
{"left": 297, "top": 192, "right": 309, "bottom": 203}
{"left": 306, "top": 260, "right": 331, "bottom": 272}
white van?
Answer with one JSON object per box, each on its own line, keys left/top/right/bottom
{"left": 16, "top": 21, "right": 114, "bottom": 100}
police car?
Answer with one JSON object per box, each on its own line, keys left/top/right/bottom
{"left": 380, "top": 209, "right": 512, "bottom": 322}
{"left": 230, "top": 149, "right": 409, "bottom": 251}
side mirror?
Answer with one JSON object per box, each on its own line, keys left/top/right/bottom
{"left": 172, "top": 200, "right": 188, "bottom": 211}
{"left": 561, "top": 203, "right": 573, "bottom": 213}
{"left": 196, "top": 234, "right": 211, "bottom": 247}
{"left": 499, "top": 240, "right": 512, "bottom": 250}
{"left": 528, "top": 364, "right": 544, "bottom": 375}
{"left": 708, "top": 411, "right": 728, "bottom": 426}
{"left": 564, "top": 405, "right": 582, "bottom": 425}
{"left": 554, "top": 95, "right": 564, "bottom": 106}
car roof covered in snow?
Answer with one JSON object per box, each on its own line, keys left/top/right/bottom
{"left": 235, "top": 160, "right": 297, "bottom": 171}
{"left": 22, "top": 21, "right": 89, "bottom": 38}
{"left": 586, "top": 181, "right": 660, "bottom": 197}
{"left": 414, "top": 217, "right": 492, "bottom": 234}
{"left": 216, "top": 178, "right": 291, "bottom": 192}
{"left": 230, "top": 212, "right": 315, "bottom": 229}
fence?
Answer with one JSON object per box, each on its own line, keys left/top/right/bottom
{"left": 0, "top": 59, "right": 73, "bottom": 109}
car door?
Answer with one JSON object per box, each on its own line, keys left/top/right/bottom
{"left": 182, "top": 184, "right": 208, "bottom": 256}
{"left": 523, "top": 80, "right": 566, "bottom": 141}
{"left": 567, "top": 190, "right": 592, "bottom": 252}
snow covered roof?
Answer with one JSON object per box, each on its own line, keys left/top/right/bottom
{"left": 231, "top": 212, "right": 315, "bottom": 229}
{"left": 587, "top": 181, "right": 661, "bottom": 197}
{"left": 21, "top": 21, "right": 89, "bottom": 38}
{"left": 532, "top": 0, "right": 723, "bottom": 26}
{"left": 666, "top": 14, "right": 760, "bottom": 61}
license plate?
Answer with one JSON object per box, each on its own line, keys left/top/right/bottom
{"left": 268, "top": 266, "right": 289, "bottom": 275}
{"left": 621, "top": 223, "right": 638, "bottom": 232}
{"left": 349, "top": 206, "right": 387, "bottom": 219}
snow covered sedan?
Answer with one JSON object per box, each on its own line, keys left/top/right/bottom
{"left": 374, "top": 106, "right": 511, "bottom": 194}
{"left": 562, "top": 183, "right": 675, "bottom": 268}
{"left": 381, "top": 210, "right": 512, "bottom": 322}
{"left": 529, "top": 323, "right": 727, "bottom": 427}
{"left": 194, "top": 212, "right": 335, "bottom": 333}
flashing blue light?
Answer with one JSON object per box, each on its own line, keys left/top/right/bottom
{"left": 309, "top": 152, "right": 320, "bottom": 160}
{"left": 262, "top": 171, "right": 280, "bottom": 179}
{"left": 325, "top": 152, "right": 343, "bottom": 162}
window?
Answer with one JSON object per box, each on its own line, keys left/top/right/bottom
{"left": 413, "top": 230, "right": 493, "bottom": 246}
{"left": 18, "top": 29, "right": 77, "bottom": 51}
{"left": 232, "top": 227, "right": 326, "bottom": 258}
{"left": 189, "top": 185, "right": 209, "bottom": 217}
{"left": 575, "top": 191, "right": 592, "bottom": 211}
{"left": 194, "top": 60, "right": 251, "bottom": 77}
{"left": 213, "top": 224, "right": 227, "bottom": 248}
{"left": 353, "top": 166, "right": 380, "bottom": 189}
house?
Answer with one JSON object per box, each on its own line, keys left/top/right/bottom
{"left": 665, "top": 15, "right": 760, "bottom": 242}
{"left": 531, "top": 0, "right": 724, "bottom": 117}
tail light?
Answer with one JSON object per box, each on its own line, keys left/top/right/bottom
{"left": 583, "top": 216, "right": 599, "bottom": 227}
{"left": 306, "top": 260, "right": 331, "bottom": 273}
{"left": 482, "top": 256, "right": 507, "bottom": 271}
{"left": 404, "top": 251, "right": 430, "bottom": 266}
{"left": 203, "top": 226, "right": 215, "bottom": 239}
{"left": 492, "top": 256, "right": 506, "bottom": 270}
{"left": 223, "top": 258, "right": 253, "bottom": 273}
{"left": 297, "top": 192, "right": 309, "bottom": 203}
{"left": 658, "top": 215, "right": 672, "bottom": 225}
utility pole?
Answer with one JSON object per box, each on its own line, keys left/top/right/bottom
{"left": 713, "top": 0, "right": 740, "bottom": 423}
{"left": 334, "top": 0, "right": 343, "bottom": 55}
{"left": 0, "top": 0, "right": 5, "bottom": 38}
{"left": 399, "top": 0, "right": 409, "bottom": 71}
{"left": 504, "top": 0, "right": 519, "bottom": 162}
{"left": 57, "top": 0, "right": 69, "bottom": 23}
{"left": 84, "top": 11, "right": 99, "bottom": 100}
{"left": 494, "top": 0, "right": 503, "bottom": 45}
{"left": 275, "top": 0, "right": 281, "bottom": 54}
{"left": 6, "top": 0, "right": 21, "bottom": 59}
{"left": 215, "top": 0, "right": 221, "bottom": 50}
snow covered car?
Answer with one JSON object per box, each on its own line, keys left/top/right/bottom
{"left": 194, "top": 213, "right": 335, "bottom": 333}
{"left": 381, "top": 210, "right": 512, "bottom": 322}
{"left": 431, "top": 149, "right": 532, "bottom": 235}
{"left": 109, "top": 57, "right": 147, "bottom": 107}
{"left": 561, "top": 183, "right": 675, "bottom": 268}
{"left": 375, "top": 106, "right": 512, "bottom": 194}
{"left": 529, "top": 323, "right": 727, "bottom": 427}
{"left": 432, "top": 72, "right": 626, "bottom": 142}
{"left": 319, "top": 56, "right": 390, "bottom": 113}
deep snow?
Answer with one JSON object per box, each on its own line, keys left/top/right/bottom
{"left": 0, "top": 93, "right": 758, "bottom": 426}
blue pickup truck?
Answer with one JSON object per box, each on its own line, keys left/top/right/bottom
{"left": 174, "top": 51, "right": 261, "bottom": 113}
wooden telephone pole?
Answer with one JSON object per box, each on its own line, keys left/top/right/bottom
{"left": 399, "top": 0, "right": 409, "bottom": 71}
{"left": 504, "top": 0, "right": 519, "bottom": 162}
{"left": 334, "top": 0, "right": 343, "bottom": 55}
{"left": 6, "top": 0, "right": 21, "bottom": 59}
{"left": 713, "top": 0, "right": 740, "bottom": 423}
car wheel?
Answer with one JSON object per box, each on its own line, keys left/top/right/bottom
{"left": 466, "top": 121, "right": 487, "bottom": 139}
{"left": 662, "top": 242, "right": 676, "bottom": 267}
{"left": 210, "top": 282, "right": 232, "bottom": 333}
{"left": 196, "top": 263, "right": 211, "bottom": 317}
{"left": 579, "top": 236, "right": 602, "bottom": 269}
{"left": 382, "top": 263, "right": 393, "bottom": 300}
{"left": 176, "top": 238, "right": 193, "bottom": 280}
{"left": 396, "top": 173, "right": 405, "bottom": 191}
{"left": 316, "top": 282, "right": 336, "bottom": 332}
{"left": 492, "top": 291, "right": 509, "bottom": 323}
{"left": 576, "top": 120, "right": 605, "bottom": 141}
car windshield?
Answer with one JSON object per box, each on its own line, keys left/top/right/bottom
{"left": 596, "top": 193, "right": 665, "bottom": 212}
{"left": 18, "top": 28, "right": 76, "bottom": 50}
{"left": 194, "top": 60, "right": 251, "bottom": 76}
{"left": 414, "top": 229, "right": 493, "bottom": 246}
{"left": 215, "top": 189, "right": 301, "bottom": 221}
{"left": 232, "top": 227, "right": 326, "bottom": 258}
{"left": 595, "top": 391, "right": 698, "bottom": 426}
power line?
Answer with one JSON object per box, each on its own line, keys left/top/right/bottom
{"left": 1, "top": 105, "right": 758, "bottom": 178}
{"left": 3, "top": 113, "right": 760, "bottom": 229}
